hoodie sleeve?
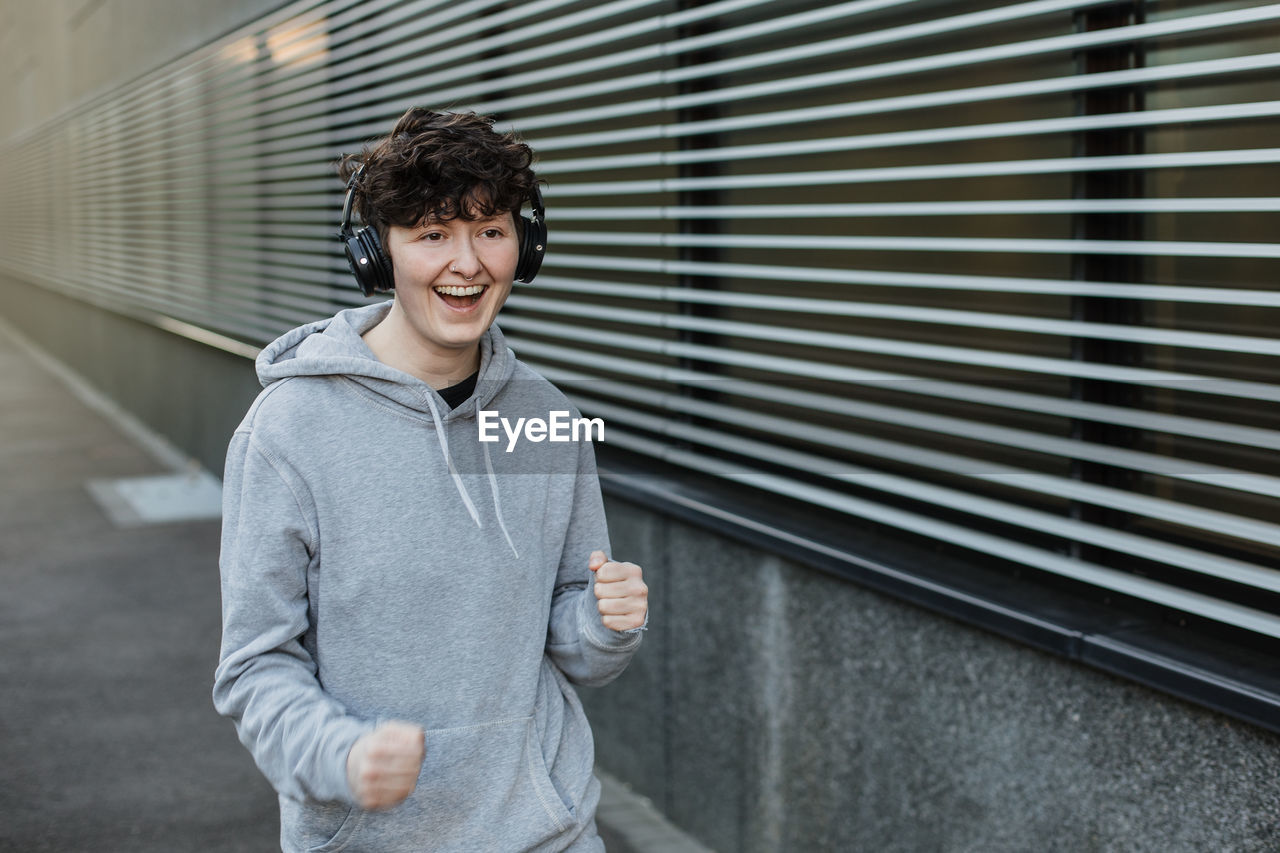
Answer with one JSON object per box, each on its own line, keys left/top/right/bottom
{"left": 545, "top": 435, "right": 644, "bottom": 687}
{"left": 212, "top": 430, "right": 374, "bottom": 804}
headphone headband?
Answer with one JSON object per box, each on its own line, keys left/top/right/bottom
{"left": 337, "top": 163, "right": 394, "bottom": 296}
{"left": 516, "top": 184, "right": 547, "bottom": 284}
{"left": 339, "top": 164, "right": 362, "bottom": 236}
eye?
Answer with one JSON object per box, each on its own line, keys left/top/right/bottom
{"left": 419, "top": 231, "right": 445, "bottom": 242}
{"left": 482, "top": 227, "right": 505, "bottom": 239}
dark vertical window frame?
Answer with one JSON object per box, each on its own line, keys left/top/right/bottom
{"left": 474, "top": 2, "right": 517, "bottom": 115}
{"left": 673, "top": 0, "right": 725, "bottom": 444}
{"left": 1069, "top": 1, "right": 1147, "bottom": 566}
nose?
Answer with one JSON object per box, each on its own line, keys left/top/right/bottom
{"left": 450, "top": 237, "right": 481, "bottom": 279}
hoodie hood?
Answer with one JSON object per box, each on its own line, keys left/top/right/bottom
{"left": 256, "top": 301, "right": 516, "bottom": 421}
{"left": 255, "top": 301, "right": 520, "bottom": 552}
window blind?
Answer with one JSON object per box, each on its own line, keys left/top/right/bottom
{"left": 1, "top": 0, "right": 1276, "bottom": 641}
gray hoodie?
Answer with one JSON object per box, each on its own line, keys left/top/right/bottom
{"left": 213, "top": 301, "right": 642, "bottom": 852}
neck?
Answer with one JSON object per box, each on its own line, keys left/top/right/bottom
{"left": 362, "top": 305, "right": 481, "bottom": 389}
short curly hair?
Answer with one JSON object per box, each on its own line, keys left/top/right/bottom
{"left": 337, "top": 108, "right": 537, "bottom": 250}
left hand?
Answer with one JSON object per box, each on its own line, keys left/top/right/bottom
{"left": 589, "top": 550, "right": 648, "bottom": 633}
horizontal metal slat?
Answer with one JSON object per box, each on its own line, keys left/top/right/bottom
{"left": 513, "top": 335, "right": 1280, "bottom": 499}
{"left": 247, "top": 0, "right": 668, "bottom": 144}
{"left": 546, "top": 149, "right": 1280, "bottom": 195}
{"left": 528, "top": 51, "right": 1280, "bottom": 151}
{"left": 593, "top": 424, "right": 1280, "bottom": 640}
{"left": 524, "top": 9, "right": 1280, "bottom": 142}
{"left": 552, "top": 229, "right": 1280, "bottom": 260}
{"left": 529, "top": 275, "right": 1280, "bottom": 356}
{"left": 550, "top": 372, "right": 1280, "bottom": 549}
{"left": 544, "top": 253, "right": 1280, "bottom": 307}
{"left": 497, "top": 315, "right": 1280, "bottom": 450}
{"left": 536, "top": 100, "right": 1280, "bottom": 173}
{"left": 551, "top": 199, "right": 1280, "bottom": 217}
{"left": 506, "top": 294, "right": 1280, "bottom": 401}
{"left": 462, "top": 0, "right": 913, "bottom": 118}
{"left": 552, "top": 390, "right": 1280, "bottom": 592}
{"left": 193, "top": 0, "right": 1239, "bottom": 154}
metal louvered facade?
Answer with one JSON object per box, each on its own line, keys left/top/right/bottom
{"left": 2, "top": 1, "right": 1277, "bottom": 650}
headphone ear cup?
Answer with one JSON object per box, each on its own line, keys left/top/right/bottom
{"left": 360, "top": 226, "right": 394, "bottom": 293}
{"left": 514, "top": 213, "right": 546, "bottom": 283}
{"left": 343, "top": 226, "right": 393, "bottom": 296}
{"left": 343, "top": 231, "right": 379, "bottom": 297}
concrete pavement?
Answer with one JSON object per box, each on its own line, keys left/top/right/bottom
{"left": 0, "top": 317, "right": 279, "bottom": 851}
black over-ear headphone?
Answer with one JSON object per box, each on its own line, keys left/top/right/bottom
{"left": 337, "top": 164, "right": 547, "bottom": 297}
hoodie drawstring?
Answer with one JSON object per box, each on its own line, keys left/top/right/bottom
{"left": 417, "top": 386, "right": 519, "bottom": 559}
{"left": 416, "top": 388, "right": 482, "bottom": 528}
{"left": 483, "top": 441, "right": 520, "bottom": 559}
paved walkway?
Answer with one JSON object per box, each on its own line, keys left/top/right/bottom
{"left": 0, "top": 317, "right": 706, "bottom": 853}
{"left": 0, "top": 319, "right": 279, "bottom": 851}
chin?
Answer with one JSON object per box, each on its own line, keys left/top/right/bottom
{"left": 438, "top": 319, "right": 496, "bottom": 348}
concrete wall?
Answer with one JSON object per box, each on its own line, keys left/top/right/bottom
{"left": 0, "top": 274, "right": 258, "bottom": 475}
{"left": 584, "top": 494, "right": 1280, "bottom": 852}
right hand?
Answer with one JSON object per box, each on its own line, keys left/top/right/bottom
{"left": 346, "top": 721, "right": 426, "bottom": 810}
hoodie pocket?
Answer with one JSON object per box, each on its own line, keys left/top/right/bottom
{"left": 288, "top": 798, "right": 365, "bottom": 853}
{"left": 326, "top": 716, "right": 577, "bottom": 851}
{"left": 308, "top": 807, "right": 363, "bottom": 853}
{"left": 414, "top": 715, "right": 576, "bottom": 847}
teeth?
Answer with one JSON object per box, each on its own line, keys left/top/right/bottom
{"left": 434, "top": 284, "right": 486, "bottom": 296}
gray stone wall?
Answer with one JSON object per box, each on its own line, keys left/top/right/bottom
{"left": 585, "top": 494, "right": 1280, "bottom": 853}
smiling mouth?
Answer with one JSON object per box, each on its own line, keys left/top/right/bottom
{"left": 433, "top": 284, "right": 487, "bottom": 308}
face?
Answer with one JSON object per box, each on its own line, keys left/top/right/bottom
{"left": 383, "top": 210, "right": 519, "bottom": 359}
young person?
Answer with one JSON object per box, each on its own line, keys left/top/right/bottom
{"left": 213, "top": 108, "right": 648, "bottom": 852}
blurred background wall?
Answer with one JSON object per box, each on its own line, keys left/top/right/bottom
{"left": 0, "top": 1, "right": 283, "bottom": 139}
{"left": 2, "top": 2, "right": 1279, "bottom": 850}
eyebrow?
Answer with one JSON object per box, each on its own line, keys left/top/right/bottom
{"left": 415, "top": 213, "right": 509, "bottom": 227}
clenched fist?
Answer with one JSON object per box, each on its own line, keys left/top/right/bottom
{"left": 589, "top": 550, "right": 648, "bottom": 633}
{"left": 346, "top": 721, "right": 425, "bottom": 810}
